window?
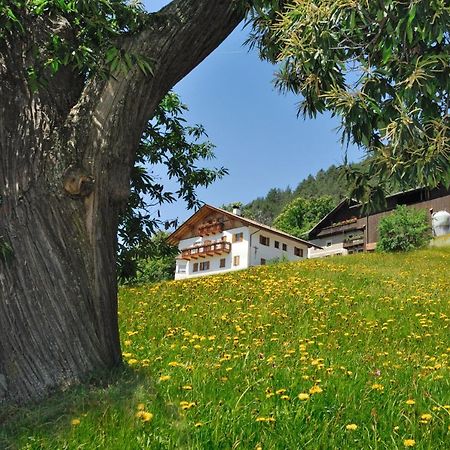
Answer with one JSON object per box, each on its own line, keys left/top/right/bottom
{"left": 233, "top": 232, "right": 243, "bottom": 243}
{"left": 193, "top": 263, "right": 199, "bottom": 272}
{"left": 274, "top": 240, "right": 280, "bottom": 249}
{"left": 259, "top": 235, "right": 270, "bottom": 246}
{"left": 199, "top": 261, "right": 210, "bottom": 271}
{"left": 294, "top": 247, "right": 304, "bottom": 257}
{"left": 220, "top": 258, "right": 226, "bottom": 268}
{"left": 177, "top": 262, "right": 187, "bottom": 273}
{"left": 233, "top": 255, "right": 240, "bottom": 266}
{"left": 282, "top": 243, "right": 287, "bottom": 251}
{"left": 261, "top": 258, "right": 266, "bottom": 265}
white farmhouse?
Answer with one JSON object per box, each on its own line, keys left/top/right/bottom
{"left": 167, "top": 204, "right": 321, "bottom": 280}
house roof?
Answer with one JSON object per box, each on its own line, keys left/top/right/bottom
{"left": 167, "top": 204, "right": 322, "bottom": 249}
{"left": 307, "top": 198, "right": 360, "bottom": 237}
{"left": 308, "top": 185, "right": 450, "bottom": 238}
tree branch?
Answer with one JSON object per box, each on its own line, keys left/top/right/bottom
{"left": 72, "top": 0, "right": 242, "bottom": 200}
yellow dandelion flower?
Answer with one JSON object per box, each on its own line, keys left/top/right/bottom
{"left": 405, "top": 399, "right": 415, "bottom": 405}
{"left": 137, "top": 403, "right": 145, "bottom": 411}
{"left": 298, "top": 393, "right": 310, "bottom": 401}
{"left": 159, "top": 375, "right": 171, "bottom": 381}
{"left": 309, "top": 385, "right": 323, "bottom": 394}
{"left": 180, "top": 401, "right": 196, "bottom": 410}
{"left": 403, "top": 439, "right": 415, "bottom": 447}
{"left": 135, "top": 411, "right": 154, "bottom": 422}
{"left": 420, "top": 413, "right": 432, "bottom": 421}
{"left": 280, "top": 395, "right": 290, "bottom": 400}
{"left": 371, "top": 383, "right": 384, "bottom": 391}
{"left": 182, "top": 385, "right": 193, "bottom": 390}
{"left": 194, "top": 422, "right": 203, "bottom": 427}
{"left": 127, "top": 359, "right": 139, "bottom": 365}
{"left": 345, "top": 423, "right": 357, "bottom": 431}
{"left": 71, "top": 418, "right": 81, "bottom": 426}
{"left": 256, "top": 417, "right": 276, "bottom": 423}
{"left": 275, "top": 389, "right": 286, "bottom": 395}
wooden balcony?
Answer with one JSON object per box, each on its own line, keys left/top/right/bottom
{"left": 343, "top": 237, "right": 365, "bottom": 249}
{"left": 180, "top": 241, "right": 231, "bottom": 260}
{"left": 197, "top": 221, "right": 224, "bottom": 236}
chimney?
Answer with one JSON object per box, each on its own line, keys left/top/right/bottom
{"left": 232, "top": 205, "right": 241, "bottom": 216}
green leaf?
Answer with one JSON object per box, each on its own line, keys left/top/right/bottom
{"left": 382, "top": 44, "right": 392, "bottom": 65}
{"left": 407, "top": 4, "right": 416, "bottom": 26}
{"left": 105, "top": 47, "right": 119, "bottom": 64}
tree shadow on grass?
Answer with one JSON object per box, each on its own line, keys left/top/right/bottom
{"left": 0, "top": 366, "right": 181, "bottom": 450}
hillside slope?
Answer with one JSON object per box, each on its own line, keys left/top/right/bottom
{"left": 1, "top": 248, "right": 449, "bottom": 449}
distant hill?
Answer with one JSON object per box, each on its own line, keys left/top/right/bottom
{"left": 236, "top": 164, "right": 347, "bottom": 225}
{"left": 232, "top": 162, "right": 419, "bottom": 226}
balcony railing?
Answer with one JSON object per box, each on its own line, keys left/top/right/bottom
{"left": 343, "top": 237, "right": 365, "bottom": 249}
{"left": 180, "top": 241, "right": 231, "bottom": 260}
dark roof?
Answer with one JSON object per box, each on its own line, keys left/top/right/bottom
{"left": 308, "top": 185, "right": 450, "bottom": 238}
{"left": 307, "top": 198, "right": 359, "bottom": 237}
{"left": 167, "top": 204, "right": 322, "bottom": 248}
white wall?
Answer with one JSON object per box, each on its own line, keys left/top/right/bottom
{"left": 308, "top": 230, "right": 364, "bottom": 258}
{"left": 174, "top": 227, "right": 250, "bottom": 279}
{"left": 247, "top": 227, "right": 307, "bottom": 266}
{"left": 174, "top": 226, "right": 310, "bottom": 279}
{"left": 308, "top": 243, "right": 347, "bottom": 259}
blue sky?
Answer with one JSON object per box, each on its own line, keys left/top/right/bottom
{"left": 143, "top": 1, "right": 362, "bottom": 225}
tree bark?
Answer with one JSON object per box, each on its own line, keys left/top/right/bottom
{"left": 0, "top": 0, "right": 243, "bottom": 404}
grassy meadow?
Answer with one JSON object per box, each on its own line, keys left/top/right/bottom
{"left": 1, "top": 248, "right": 449, "bottom": 449}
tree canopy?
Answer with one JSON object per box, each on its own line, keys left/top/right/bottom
{"left": 248, "top": 0, "right": 450, "bottom": 197}
{"left": 273, "top": 195, "right": 336, "bottom": 238}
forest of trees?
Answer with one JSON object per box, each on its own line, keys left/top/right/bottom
{"left": 233, "top": 164, "right": 346, "bottom": 226}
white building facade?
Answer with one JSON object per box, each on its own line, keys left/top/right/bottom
{"left": 168, "top": 205, "right": 320, "bottom": 280}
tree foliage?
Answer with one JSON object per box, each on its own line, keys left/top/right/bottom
{"left": 230, "top": 164, "right": 347, "bottom": 225}
{"left": 273, "top": 195, "right": 336, "bottom": 238}
{"left": 118, "top": 92, "right": 227, "bottom": 281}
{"left": 125, "top": 232, "right": 178, "bottom": 284}
{"left": 0, "top": 0, "right": 151, "bottom": 87}
{"left": 377, "top": 205, "right": 430, "bottom": 252}
{"left": 248, "top": 0, "right": 450, "bottom": 197}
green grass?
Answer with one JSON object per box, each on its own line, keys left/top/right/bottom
{"left": 1, "top": 248, "right": 449, "bottom": 449}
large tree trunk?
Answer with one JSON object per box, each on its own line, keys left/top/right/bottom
{"left": 0, "top": 0, "right": 242, "bottom": 404}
